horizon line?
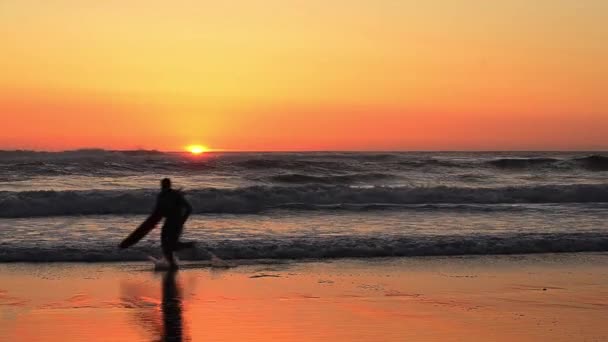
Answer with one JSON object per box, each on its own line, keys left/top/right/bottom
{"left": 1, "top": 148, "right": 607, "bottom": 153}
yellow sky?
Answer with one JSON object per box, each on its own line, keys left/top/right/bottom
{"left": 1, "top": 0, "right": 607, "bottom": 150}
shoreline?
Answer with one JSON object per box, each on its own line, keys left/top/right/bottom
{"left": 2, "top": 253, "right": 608, "bottom": 341}
{"left": 1, "top": 250, "right": 608, "bottom": 263}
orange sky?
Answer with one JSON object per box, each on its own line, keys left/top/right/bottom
{"left": 1, "top": 0, "right": 607, "bottom": 151}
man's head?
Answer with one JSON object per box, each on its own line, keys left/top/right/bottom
{"left": 161, "top": 178, "right": 172, "bottom": 191}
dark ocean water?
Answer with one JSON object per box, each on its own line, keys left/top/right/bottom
{"left": 0, "top": 150, "right": 607, "bottom": 261}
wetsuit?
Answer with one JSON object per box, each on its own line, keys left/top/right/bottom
{"left": 155, "top": 189, "right": 193, "bottom": 258}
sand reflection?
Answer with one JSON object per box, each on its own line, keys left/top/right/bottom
{"left": 121, "top": 270, "right": 189, "bottom": 341}
{"left": 162, "top": 270, "right": 185, "bottom": 341}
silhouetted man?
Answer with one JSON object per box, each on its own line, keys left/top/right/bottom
{"left": 155, "top": 178, "right": 194, "bottom": 269}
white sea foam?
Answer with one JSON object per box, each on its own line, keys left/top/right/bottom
{"left": 0, "top": 232, "right": 607, "bottom": 262}
{"left": 1, "top": 184, "right": 607, "bottom": 217}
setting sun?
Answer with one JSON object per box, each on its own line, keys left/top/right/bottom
{"left": 186, "top": 145, "right": 208, "bottom": 155}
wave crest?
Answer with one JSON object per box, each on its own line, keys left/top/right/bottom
{"left": 1, "top": 233, "right": 607, "bottom": 262}
{"left": 1, "top": 183, "right": 607, "bottom": 218}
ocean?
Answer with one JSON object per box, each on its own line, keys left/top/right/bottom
{"left": 0, "top": 150, "right": 607, "bottom": 262}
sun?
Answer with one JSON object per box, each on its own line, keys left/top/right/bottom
{"left": 186, "top": 144, "right": 208, "bottom": 155}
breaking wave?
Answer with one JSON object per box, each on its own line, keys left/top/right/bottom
{"left": 1, "top": 183, "right": 607, "bottom": 218}
{"left": 1, "top": 233, "right": 607, "bottom": 262}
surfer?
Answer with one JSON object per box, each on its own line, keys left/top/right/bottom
{"left": 120, "top": 178, "right": 228, "bottom": 269}
{"left": 155, "top": 178, "right": 194, "bottom": 269}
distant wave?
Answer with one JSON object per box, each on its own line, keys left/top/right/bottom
{"left": 0, "top": 149, "right": 181, "bottom": 179}
{"left": 1, "top": 183, "right": 607, "bottom": 217}
{"left": 487, "top": 157, "right": 560, "bottom": 169}
{"left": 398, "top": 159, "right": 461, "bottom": 168}
{"left": 487, "top": 155, "right": 608, "bottom": 171}
{"left": 1, "top": 151, "right": 607, "bottom": 180}
{"left": 1, "top": 232, "right": 607, "bottom": 262}
{"left": 574, "top": 155, "right": 608, "bottom": 171}
{"left": 241, "top": 156, "right": 456, "bottom": 170}
{"left": 0, "top": 149, "right": 166, "bottom": 159}
{"left": 269, "top": 172, "right": 396, "bottom": 184}
{"left": 237, "top": 158, "right": 347, "bottom": 170}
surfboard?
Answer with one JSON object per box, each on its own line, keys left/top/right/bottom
{"left": 119, "top": 212, "right": 163, "bottom": 249}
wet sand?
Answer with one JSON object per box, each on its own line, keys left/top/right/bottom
{"left": 1, "top": 253, "right": 607, "bottom": 341}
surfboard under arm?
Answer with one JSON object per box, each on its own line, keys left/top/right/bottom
{"left": 119, "top": 212, "right": 163, "bottom": 249}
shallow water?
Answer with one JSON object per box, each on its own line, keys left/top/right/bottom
{"left": 1, "top": 205, "right": 607, "bottom": 261}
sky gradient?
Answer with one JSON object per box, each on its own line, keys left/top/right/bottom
{"left": 1, "top": 0, "right": 607, "bottom": 151}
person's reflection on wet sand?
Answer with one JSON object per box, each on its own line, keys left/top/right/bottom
{"left": 162, "top": 270, "right": 184, "bottom": 342}
{"left": 119, "top": 270, "right": 188, "bottom": 342}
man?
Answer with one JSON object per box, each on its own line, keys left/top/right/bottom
{"left": 155, "top": 178, "right": 194, "bottom": 268}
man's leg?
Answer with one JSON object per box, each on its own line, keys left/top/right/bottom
{"left": 162, "top": 245, "right": 178, "bottom": 268}
{"left": 173, "top": 220, "right": 195, "bottom": 251}
{"left": 161, "top": 226, "right": 179, "bottom": 268}
{"left": 175, "top": 241, "right": 196, "bottom": 251}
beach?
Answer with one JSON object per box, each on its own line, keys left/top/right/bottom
{"left": 1, "top": 151, "right": 607, "bottom": 340}
{"left": 3, "top": 0, "right": 607, "bottom": 339}
{"left": 2, "top": 253, "right": 607, "bottom": 341}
